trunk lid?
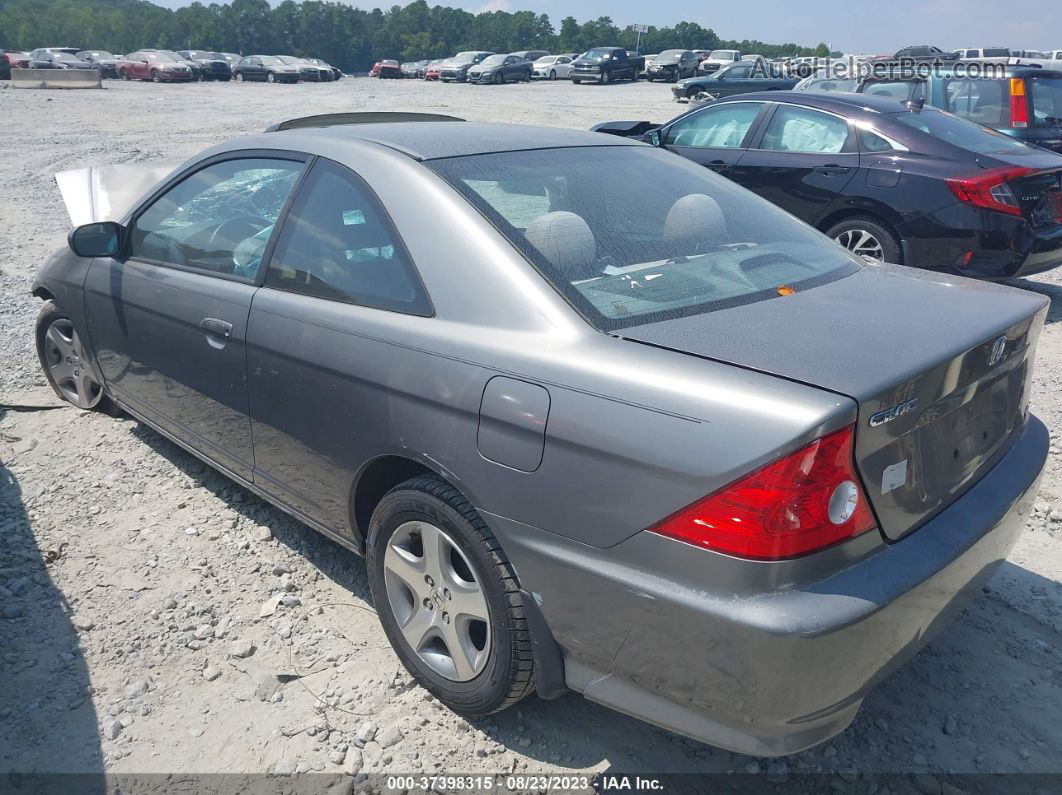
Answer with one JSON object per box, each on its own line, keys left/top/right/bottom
{"left": 620, "top": 264, "right": 1048, "bottom": 540}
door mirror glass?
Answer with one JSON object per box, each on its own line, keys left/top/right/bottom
{"left": 69, "top": 222, "right": 122, "bottom": 257}
{"left": 647, "top": 129, "right": 662, "bottom": 147}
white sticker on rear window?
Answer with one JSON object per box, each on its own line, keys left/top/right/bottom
{"left": 882, "top": 460, "right": 908, "bottom": 495}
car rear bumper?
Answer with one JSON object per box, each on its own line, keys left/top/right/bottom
{"left": 900, "top": 203, "right": 1062, "bottom": 279}
{"left": 483, "top": 414, "right": 1047, "bottom": 756}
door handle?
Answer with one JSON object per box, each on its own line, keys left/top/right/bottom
{"left": 199, "top": 317, "right": 232, "bottom": 340}
{"left": 706, "top": 159, "right": 731, "bottom": 171}
{"left": 814, "top": 165, "right": 851, "bottom": 177}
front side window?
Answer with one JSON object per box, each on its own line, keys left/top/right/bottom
{"left": 130, "top": 158, "right": 303, "bottom": 281}
{"left": 760, "top": 105, "right": 850, "bottom": 153}
{"left": 266, "top": 160, "right": 431, "bottom": 315}
{"left": 666, "top": 102, "right": 763, "bottom": 148}
{"left": 429, "top": 146, "right": 859, "bottom": 330}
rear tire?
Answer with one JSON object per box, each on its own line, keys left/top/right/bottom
{"left": 826, "top": 216, "right": 902, "bottom": 264}
{"left": 35, "top": 302, "right": 117, "bottom": 414}
{"left": 368, "top": 476, "right": 535, "bottom": 716}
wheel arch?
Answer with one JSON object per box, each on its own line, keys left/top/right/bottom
{"left": 816, "top": 203, "right": 904, "bottom": 237}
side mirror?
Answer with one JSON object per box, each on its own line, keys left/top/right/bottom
{"left": 68, "top": 221, "right": 123, "bottom": 258}
{"left": 647, "top": 129, "right": 663, "bottom": 147}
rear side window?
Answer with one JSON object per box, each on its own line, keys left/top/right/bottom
{"left": 428, "top": 146, "right": 859, "bottom": 331}
{"left": 1030, "top": 77, "right": 1062, "bottom": 127}
{"left": 760, "top": 105, "right": 850, "bottom": 153}
{"left": 943, "top": 79, "right": 1008, "bottom": 127}
{"left": 666, "top": 102, "right": 763, "bottom": 148}
{"left": 265, "top": 159, "right": 431, "bottom": 316}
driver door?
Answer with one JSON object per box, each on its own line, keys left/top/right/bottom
{"left": 83, "top": 154, "right": 306, "bottom": 480}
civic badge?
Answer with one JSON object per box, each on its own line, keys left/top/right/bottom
{"left": 989, "top": 336, "right": 1007, "bottom": 366}
{"left": 869, "top": 397, "right": 918, "bottom": 427}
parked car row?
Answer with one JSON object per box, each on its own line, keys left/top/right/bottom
{"left": 1, "top": 46, "right": 341, "bottom": 83}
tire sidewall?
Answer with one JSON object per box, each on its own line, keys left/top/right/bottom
{"left": 35, "top": 302, "right": 107, "bottom": 411}
{"left": 828, "top": 217, "right": 902, "bottom": 264}
{"left": 367, "top": 486, "right": 516, "bottom": 713}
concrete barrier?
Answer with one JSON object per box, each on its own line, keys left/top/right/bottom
{"left": 10, "top": 68, "right": 102, "bottom": 89}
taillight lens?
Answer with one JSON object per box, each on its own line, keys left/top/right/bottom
{"left": 1010, "top": 78, "right": 1029, "bottom": 128}
{"left": 946, "top": 166, "right": 1034, "bottom": 217}
{"left": 648, "top": 425, "right": 876, "bottom": 560}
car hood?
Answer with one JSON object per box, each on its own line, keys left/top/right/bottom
{"left": 55, "top": 160, "right": 183, "bottom": 225}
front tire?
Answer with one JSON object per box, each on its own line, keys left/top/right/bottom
{"left": 368, "top": 476, "right": 535, "bottom": 715}
{"left": 601, "top": 71, "right": 610, "bottom": 85}
{"left": 150, "top": 70, "right": 160, "bottom": 83}
{"left": 119, "top": 69, "right": 129, "bottom": 80}
{"left": 35, "top": 302, "right": 115, "bottom": 413}
{"left": 266, "top": 72, "right": 275, "bottom": 83}
{"left": 826, "top": 216, "right": 902, "bottom": 264}
{"left": 493, "top": 72, "right": 503, "bottom": 85}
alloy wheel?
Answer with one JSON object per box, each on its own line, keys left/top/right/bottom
{"left": 835, "top": 228, "right": 885, "bottom": 260}
{"left": 42, "top": 319, "right": 103, "bottom": 409}
{"left": 383, "top": 521, "right": 491, "bottom": 682}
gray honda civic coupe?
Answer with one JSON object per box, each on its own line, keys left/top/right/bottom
{"left": 33, "top": 114, "right": 1049, "bottom": 756}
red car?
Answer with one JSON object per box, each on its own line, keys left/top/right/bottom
{"left": 370, "top": 59, "right": 401, "bottom": 78}
{"left": 117, "top": 50, "right": 194, "bottom": 82}
{"left": 424, "top": 61, "right": 443, "bottom": 80}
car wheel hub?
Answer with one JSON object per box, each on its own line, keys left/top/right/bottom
{"left": 44, "top": 319, "right": 102, "bottom": 409}
{"left": 835, "top": 228, "right": 884, "bottom": 260}
{"left": 383, "top": 521, "right": 490, "bottom": 682}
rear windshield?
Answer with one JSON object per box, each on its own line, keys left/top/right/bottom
{"left": 890, "top": 107, "right": 1032, "bottom": 154}
{"left": 1030, "top": 77, "right": 1062, "bottom": 127}
{"left": 428, "top": 147, "right": 859, "bottom": 331}
{"left": 801, "top": 77, "right": 859, "bottom": 92}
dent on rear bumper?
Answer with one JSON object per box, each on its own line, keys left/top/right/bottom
{"left": 483, "top": 415, "right": 1047, "bottom": 756}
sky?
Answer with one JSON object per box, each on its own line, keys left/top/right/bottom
{"left": 148, "top": 0, "right": 1062, "bottom": 54}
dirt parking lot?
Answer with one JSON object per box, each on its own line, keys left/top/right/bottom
{"left": 2, "top": 78, "right": 1062, "bottom": 790}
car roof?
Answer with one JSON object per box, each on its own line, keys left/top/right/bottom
{"left": 712, "top": 90, "right": 909, "bottom": 115}
{"left": 269, "top": 121, "right": 641, "bottom": 160}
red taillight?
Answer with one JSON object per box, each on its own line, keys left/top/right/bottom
{"left": 946, "top": 166, "right": 1034, "bottom": 217}
{"left": 649, "top": 425, "right": 876, "bottom": 560}
{"left": 1010, "top": 78, "right": 1029, "bottom": 128}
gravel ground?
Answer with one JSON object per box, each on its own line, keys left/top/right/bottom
{"left": 2, "top": 78, "right": 1062, "bottom": 790}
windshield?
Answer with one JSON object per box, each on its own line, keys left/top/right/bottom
{"left": 85, "top": 51, "right": 114, "bottom": 59}
{"left": 1030, "top": 77, "right": 1062, "bottom": 127}
{"left": 891, "top": 108, "right": 1033, "bottom": 154}
{"left": 428, "top": 147, "right": 859, "bottom": 331}
{"left": 55, "top": 54, "right": 84, "bottom": 63}
{"left": 656, "top": 50, "right": 684, "bottom": 61}
{"left": 801, "top": 77, "right": 858, "bottom": 92}
{"left": 480, "top": 55, "right": 506, "bottom": 66}
{"left": 582, "top": 49, "right": 614, "bottom": 61}
{"left": 452, "top": 52, "right": 478, "bottom": 62}
{"left": 180, "top": 51, "right": 203, "bottom": 59}
{"left": 277, "top": 56, "right": 299, "bottom": 64}
{"left": 709, "top": 50, "right": 736, "bottom": 59}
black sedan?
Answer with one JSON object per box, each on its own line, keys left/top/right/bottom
{"left": 672, "top": 61, "right": 799, "bottom": 102}
{"left": 595, "top": 92, "right": 1062, "bottom": 278}
{"left": 76, "top": 50, "right": 119, "bottom": 78}
{"left": 645, "top": 50, "right": 699, "bottom": 82}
